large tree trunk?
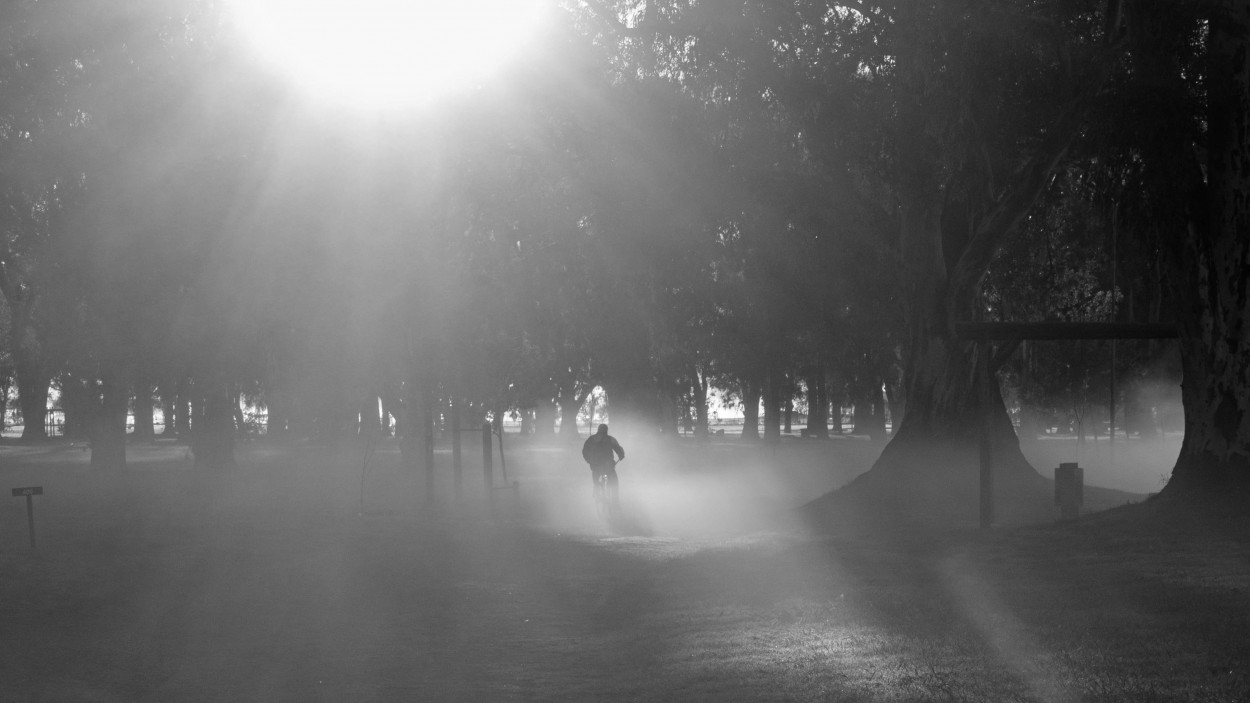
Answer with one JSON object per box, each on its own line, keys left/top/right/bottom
{"left": 413, "top": 377, "right": 435, "bottom": 494}
{"left": 885, "top": 376, "right": 904, "bottom": 437}
{"left": 231, "top": 389, "right": 246, "bottom": 438}
{"left": 0, "top": 376, "right": 8, "bottom": 432}
{"left": 852, "top": 378, "right": 886, "bottom": 440}
{"left": 534, "top": 395, "right": 557, "bottom": 437}
{"left": 175, "top": 379, "right": 193, "bottom": 436}
{"left": 830, "top": 377, "right": 844, "bottom": 435}
{"left": 805, "top": 371, "right": 828, "bottom": 438}
{"left": 862, "top": 339, "right": 1045, "bottom": 520}
{"left": 90, "top": 373, "right": 128, "bottom": 471}
{"left": 847, "top": 0, "right": 1110, "bottom": 503}
{"left": 1158, "top": 2, "right": 1250, "bottom": 496}
{"left": 15, "top": 349, "right": 50, "bottom": 442}
{"left": 359, "top": 393, "right": 382, "bottom": 436}
{"left": 132, "top": 376, "right": 156, "bottom": 443}
{"left": 159, "top": 383, "right": 177, "bottom": 437}
{"left": 559, "top": 388, "right": 590, "bottom": 439}
{"left": 398, "top": 380, "right": 416, "bottom": 463}
{"left": 61, "top": 375, "right": 92, "bottom": 439}
{"left": 763, "top": 366, "right": 782, "bottom": 442}
{"left": 692, "top": 371, "right": 710, "bottom": 440}
{"left": 192, "top": 379, "right": 236, "bottom": 471}
{"left": 740, "top": 376, "right": 761, "bottom": 441}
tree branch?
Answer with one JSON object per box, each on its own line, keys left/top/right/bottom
{"left": 949, "top": 45, "right": 1124, "bottom": 297}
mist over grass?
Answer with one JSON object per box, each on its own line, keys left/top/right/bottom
{"left": 1020, "top": 432, "right": 1182, "bottom": 495}
{"left": 3, "top": 439, "right": 1246, "bottom": 702}
{"left": 518, "top": 431, "right": 875, "bottom": 540}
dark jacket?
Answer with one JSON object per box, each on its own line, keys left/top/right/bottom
{"left": 582, "top": 433, "right": 624, "bottom": 468}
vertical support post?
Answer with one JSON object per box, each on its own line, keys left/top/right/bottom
{"left": 978, "top": 341, "right": 995, "bottom": 529}
{"left": 12, "top": 487, "right": 41, "bottom": 548}
{"left": 25, "top": 494, "right": 36, "bottom": 549}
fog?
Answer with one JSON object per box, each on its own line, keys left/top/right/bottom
{"left": 3, "top": 1, "right": 1235, "bottom": 698}
{"left": 1019, "top": 385, "right": 1186, "bottom": 496}
{"left": 516, "top": 428, "right": 868, "bottom": 540}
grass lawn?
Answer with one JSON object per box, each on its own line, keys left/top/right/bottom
{"left": 1, "top": 437, "right": 1247, "bottom": 702}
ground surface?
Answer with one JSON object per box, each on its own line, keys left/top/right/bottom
{"left": 1, "top": 437, "right": 1246, "bottom": 702}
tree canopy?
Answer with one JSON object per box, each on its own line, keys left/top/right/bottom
{"left": 0, "top": 0, "right": 1244, "bottom": 506}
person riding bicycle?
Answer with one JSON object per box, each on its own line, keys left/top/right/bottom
{"left": 581, "top": 423, "right": 625, "bottom": 499}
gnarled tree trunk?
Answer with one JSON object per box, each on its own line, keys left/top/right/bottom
{"left": 1157, "top": 2, "right": 1250, "bottom": 496}
{"left": 740, "top": 376, "right": 761, "bottom": 441}
{"left": 90, "top": 372, "right": 128, "bottom": 471}
{"left": 805, "top": 371, "right": 828, "bottom": 438}
{"left": 15, "top": 349, "right": 50, "bottom": 442}
{"left": 692, "top": 371, "right": 710, "bottom": 440}
{"left": 132, "top": 376, "right": 156, "bottom": 443}
{"left": 192, "top": 378, "right": 236, "bottom": 471}
{"left": 763, "top": 365, "right": 782, "bottom": 442}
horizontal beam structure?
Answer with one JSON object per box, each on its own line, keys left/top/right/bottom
{"left": 955, "top": 322, "right": 1178, "bottom": 341}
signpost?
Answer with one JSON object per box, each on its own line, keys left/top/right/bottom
{"left": 12, "top": 486, "right": 43, "bottom": 548}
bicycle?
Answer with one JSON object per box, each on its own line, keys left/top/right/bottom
{"left": 592, "top": 460, "right": 620, "bottom": 521}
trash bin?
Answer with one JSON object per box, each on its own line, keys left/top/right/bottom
{"left": 1055, "top": 462, "right": 1083, "bottom": 519}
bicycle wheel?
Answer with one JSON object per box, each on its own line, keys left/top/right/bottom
{"left": 594, "top": 476, "right": 612, "bottom": 520}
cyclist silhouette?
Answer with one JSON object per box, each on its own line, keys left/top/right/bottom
{"left": 581, "top": 423, "right": 625, "bottom": 500}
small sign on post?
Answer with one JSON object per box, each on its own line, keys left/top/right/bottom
{"left": 12, "top": 486, "right": 43, "bottom": 548}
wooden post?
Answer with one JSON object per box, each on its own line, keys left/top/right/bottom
{"left": 978, "top": 341, "right": 994, "bottom": 529}
{"left": 12, "top": 487, "right": 42, "bottom": 548}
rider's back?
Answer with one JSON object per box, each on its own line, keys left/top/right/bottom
{"left": 582, "top": 434, "right": 619, "bottom": 466}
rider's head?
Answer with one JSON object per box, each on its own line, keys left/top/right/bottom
{"left": 596, "top": 424, "right": 608, "bottom": 436}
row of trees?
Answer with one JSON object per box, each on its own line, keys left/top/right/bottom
{"left": 1, "top": 1, "right": 1244, "bottom": 503}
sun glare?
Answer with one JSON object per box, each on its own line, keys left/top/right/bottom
{"left": 227, "top": 0, "right": 547, "bottom": 110}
